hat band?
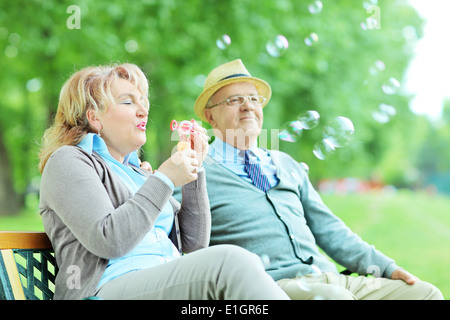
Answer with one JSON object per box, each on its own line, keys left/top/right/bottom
{"left": 219, "top": 73, "right": 249, "bottom": 82}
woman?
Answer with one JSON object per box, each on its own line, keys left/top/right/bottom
{"left": 38, "top": 63, "right": 289, "bottom": 300}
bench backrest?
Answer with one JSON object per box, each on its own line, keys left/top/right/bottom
{"left": 0, "top": 231, "right": 57, "bottom": 300}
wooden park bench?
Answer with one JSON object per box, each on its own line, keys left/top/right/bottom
{"left": 0, "top": 231, "right": 57, "bottom": 300}
{"left": 1, "top": 231, "right": 359, "bottom": 301}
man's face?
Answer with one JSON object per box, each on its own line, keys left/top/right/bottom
{"left": 204, "top": 82, "right": 263, "bottom": 150}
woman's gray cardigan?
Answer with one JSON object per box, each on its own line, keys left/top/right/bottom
{"left": 39, "top": 145, "right": 210, "bottom": 300}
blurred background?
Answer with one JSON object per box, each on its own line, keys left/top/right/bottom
{"left": 0, "top": 0, "right": 448, "bottom": 298}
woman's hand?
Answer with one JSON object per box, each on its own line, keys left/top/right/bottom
{"left": 189, "top": 124, "right": 209, "bottom": 165}
{"left": 139, "top": 161, "right": 152, "bottom": 172}
{"left": 157, "top": 149, "right": 199, "bottom": 187}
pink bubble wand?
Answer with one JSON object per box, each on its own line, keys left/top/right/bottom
{"left": 170, "top": 119, "right": 199, "bottom": 151}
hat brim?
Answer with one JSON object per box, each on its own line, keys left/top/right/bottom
{"left": 194, "top": 76, "right": 271, "bottom": 123}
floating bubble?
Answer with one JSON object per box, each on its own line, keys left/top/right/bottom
{"left": 216, "top": 34, "right": 231, "bottom": 50}
{"left": 124, "top": 40, "right": 138, "bottom": 53}
{"left": 308, "top": 265, "right": 322, "bottom": 277}
{"left": 26, "top": 78, "right": 42, "bottom": 92}
{"left": 8, "top": 33, "right": 21, "bottom": 45}
{"left": 279, "top": 130, "right": 296, "bottom": 143}
{"left": 313, "top": 139, "right": 335, "bottom": 160}
{"left": 194, "top": 74, "right": 206, "bottom": 88}
{"left": 363, "top": 0, "right": 379, "bottom": 9}
{"left": 266, "top": 35, "right": 289, "bottom": 57}
{"left": 308, "top": 1, "right": 323, "bottom": 14}
{"left": 372, "top": 103, "right": 396, "bottom": 123}
{"left": 260, "top": 254, "right": 271, "bottom": 269}
{"left": 323, "top": 116, "right": 355, "bottom": 148}
{"left": 279, "top": 120, "right": 303, "bottom": 142}
{"left": 382, "top": 77, "right": 400, "bottom": 95}
{"left": 369, "top": 60, "right": 385, "bottom": 76}
{"left": 366, "top": 16, "right": 380, "bottom": 30}
{"left": 5, "top": 45, "right": 17, "bottom": 58}
{"left": 374, "top": 60, "right": 385, "bottom": 71}
{"left": 297, "top": 110, "right": 320, "bottom": 130}
{"left": 304, "top": 33, "right": 319, "bottom": 46}
{"left": 300, "top": 162, "right": 310, "bottom": 174}
{"left": 296, "top": 265, "right": 322, "bottom": 292}
{"left": 360, "top": 21, "right": 369, "bottom": 31}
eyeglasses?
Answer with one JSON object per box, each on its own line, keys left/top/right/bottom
{"left": 207, "top": 95, "right": 267, "bottom": 109}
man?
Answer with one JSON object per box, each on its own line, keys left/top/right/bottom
{"left": 184, "top": 59, "right": 442, "bottom": 300}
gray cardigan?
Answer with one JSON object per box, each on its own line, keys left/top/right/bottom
{"left": 200, "top": 151, "right": 399, "bottom": 281}
{"left": 39, "top": 145, "right": 210, "bottom": 300}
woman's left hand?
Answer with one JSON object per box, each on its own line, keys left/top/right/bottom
{"left": 139, "top": 161, "right": 152, "bottom": 172}
{"left": 190, "top": 124, "right": 209, "bottom": 165}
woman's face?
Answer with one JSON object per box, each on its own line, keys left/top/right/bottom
{"left": 97, "top": 78, "right": 149, "bottom": 162}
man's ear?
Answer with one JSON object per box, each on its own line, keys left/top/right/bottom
{"left": 86, "top": 109, "right": 102, "bottom": 132}
{"left": 204, "top": 109, "right": 215, "bottom": 127}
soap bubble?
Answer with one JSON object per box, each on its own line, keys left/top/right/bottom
{"left": 363, "top": 0, "right": 379, "bottom": 9}
{"left": 279, "top": 110, "right": 320, "bottom": 143}
{"left": 372, "top": 103, "right": 396, "bottom": 123}
{"left": 279, "top": 120, "right": 303, "bottom": 142}
{"left": 369, "top": 60, "right": 385, "bottom": 76}
{"left": 304, "top": 32, "right": 319, "bottom": 46}
{"left": 124, "top": 40, "right": 138, "bottom": 53}
{"left": 382, "top": 77, "right": 400, "bottom": 95}
{"left": 308, "top": 265, "right": 322, "bottom": 276}
{"left": 300, "top": 162, "right": 310, "bottom": 174}
{"left": 297, "top": 110, "right": 320, "bottom": 130}
{"left": 216, "top": 34, "right": 231, "bottom": 50}
{"left": 308, "top": 1, "right": 323, "bottom": 14}
{"left": 5, "top": 45, "right": 17, "bottom": 58}
{"left": 26, "top": 78, "right": 42, "bottom": 92}
{"left": 260, "top": 254, "right": 271, "bottom": 269}
{"left": 313, "top": 116, "right": 354, "bottom": 160}
{"left": 323, "top": 116, "right": 355, "bottom": 148}
{"left": 313, "top": 139, "right": 335, "bottom": 160}
{"left": 266, "top": 35, "right": 289, "bottom": 57}
{"left": 296, "top": 265, "right": 323, "bottom": 292}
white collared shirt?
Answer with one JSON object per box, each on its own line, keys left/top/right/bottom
{"left": 209, "top": 138, "right": 279, "bottom": 188}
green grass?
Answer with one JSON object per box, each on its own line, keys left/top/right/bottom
{"left": 0, "top": 195, "right": 44, "bottom": 231}
{"left": 1, "top": 190, "right": 449, "bottom": 299}
{"left": 322, "top": 190, "right": 450, "bottom": 299}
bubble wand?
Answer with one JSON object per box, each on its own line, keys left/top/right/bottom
{"left": 170, "top": 119, "right": 198, "bottom": 151}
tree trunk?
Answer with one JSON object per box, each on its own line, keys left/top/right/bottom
{"left": 0, "top": 123, "right": 20, "bottom": 216}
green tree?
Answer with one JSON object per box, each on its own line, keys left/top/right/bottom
{"left": 0, "top": 0, "right": 424, "bottom": 215}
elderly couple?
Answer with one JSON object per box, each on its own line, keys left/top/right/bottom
{"left": 38, "top": 60, "right": 443, "bottom": 300}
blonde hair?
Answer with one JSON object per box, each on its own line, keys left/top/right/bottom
{"left": 38, "top": 63, "right": 149, "bottom": 173}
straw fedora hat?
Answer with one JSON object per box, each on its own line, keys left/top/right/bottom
{"left": 194, "top": 59, "right": 271, "bottom": 122}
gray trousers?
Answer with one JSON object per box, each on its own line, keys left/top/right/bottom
{"left": 95, "top": 244, "right": 290, "bottom": 300}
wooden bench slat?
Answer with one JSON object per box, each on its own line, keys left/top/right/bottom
{"left": 0, "top": 231, "right": 52, "bottom": 250}
{"left": 0, "top": 249, "right": 26, "bottom": 300}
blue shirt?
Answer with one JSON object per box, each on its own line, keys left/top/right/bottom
{"left": 77, "top": 133, "right": 180, "bottom": 287}
{"left": 208, "top": 138, "right": 279, "bottom": 188}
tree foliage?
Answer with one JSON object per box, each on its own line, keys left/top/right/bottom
{"left": 0, "top": 0, "right": 447, "bottom": 216}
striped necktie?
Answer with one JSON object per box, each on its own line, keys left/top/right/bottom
{"left": 244, "top": 150, "right": 271, "bottom": 192}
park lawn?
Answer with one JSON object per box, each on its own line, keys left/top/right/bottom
{"left": 322, "top": 189, "right": 450, "bottom": 299}
{"left": 0, "top": 190, "right": 448, "bottom": 299}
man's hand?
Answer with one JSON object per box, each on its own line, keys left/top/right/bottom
{"left": 390, "top": 268, "right": 418, "bottom": 285}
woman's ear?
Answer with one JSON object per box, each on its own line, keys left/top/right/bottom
{"left": 86, "top": 109, "right": 102, "bottom": 132}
